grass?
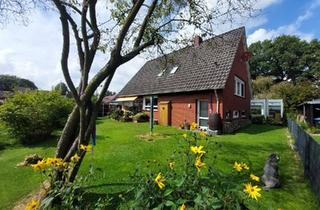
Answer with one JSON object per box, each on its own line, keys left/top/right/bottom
{"left": 311, "top": 135, "right": 320, "bottom": 143}
{"left": 0, "top": 119, "right": 319, "bottom": 209}
{"left": 0, "top": 123, "right": 56, "bottom": 210}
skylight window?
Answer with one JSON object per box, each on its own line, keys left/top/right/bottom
{"left": 170, "top": 66, "right": 179, "bottom": 74}
{"left": 157, "top": 69, "right": 166, "bottom": 77}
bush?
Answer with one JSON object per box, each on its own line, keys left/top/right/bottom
{"left": 0, "top": 91, "right": 73, "bottom": 144}
{"left": 129, "top": 131, "right": 263, "bottom": 209}
{"left": 110, "top": 109, "right": 124, "bottom": 121}
{"left": 121, "top": 110, "right": 133, "bottom": 122}
{"left": 133, "top": 112, "right": 149, "bottom": 122}
{"left": 251, "top": 115, "right": 265, "bottom": 124}
{"left": 266, "top": 117, "right": 283, "bottom": 126}
{"left": 307, "top": 127, "right": 320, "bottom": 134}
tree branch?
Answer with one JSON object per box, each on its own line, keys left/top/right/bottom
{"left": 65, "top": 12, "right": 84, "bottom": 70}
{"left": 133, "top": 0, "right": 157, "bottom": 48}
{"left": 61, "top": 1, "right": 94, "bottom": 31}
{"left": 114, "top": 0, "right": 145, "bottom": 55}
{"left": 121, "top": 39, "right": 155, "bottom": 63}
{"left": 52, "top": 0, "right": 80, "bottom": 104}
{"left": 80, "top": 0, "right": 90, "bottom": 92}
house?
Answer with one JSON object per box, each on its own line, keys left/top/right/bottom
{"left": 99, "top": 95, "right": 118, "bottom": 116}
{"left": 298, "top": 99, "right": 320, "bottom": 127}
{"left": 117, "top": 27, "right": 252, "bottom": 133}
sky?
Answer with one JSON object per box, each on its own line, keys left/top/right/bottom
{"left": 0, "top": 0, "right": 320, "bottom": 93}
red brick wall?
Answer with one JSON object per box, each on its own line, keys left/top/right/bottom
{"left": 221, "top": 36, "right": 251, "bottom": 119}
{"left": 157, "top": 91, "right": 222, "bottom": 127}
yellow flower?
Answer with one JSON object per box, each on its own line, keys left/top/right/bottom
{"left": 31, "top": 159, "right": 47, "bottom": 171}
{"left": 190, "top": 122, "right": 198, "bottom": 130}
{"left": 190, "top": 145, "right": 206, "bottom": 155}
{"left": 233, "top": 161, "right": 243, "bottom": 172}
{"left": 250, "top": 174, "right": 260, "bottom": 182}
{"left": 241, "top": 162, "right": 249, "bottom": 170}
{"left": 25, "top": 199, "right": 39, "bottom": 210}
{"left": 154, "top": 173, "right": 165, "bottom": 189}
{"left": 199, "top": 131, "right": 207, "bottom": 138}
{"left": 244, "top": 183, "right": 262, "bottom": 200}
{"left": 80, "top": 144, "right": 93, "bottom": 152}
{"left": 169, "top": 162, "right": 175, "bottom": 170}
{"left": 195, "top": 157, "right": 206, "bottom": 172}
{"left": 179, "top": 203, "right": 187, "bottom": 210}
{"left": 182, "top": 133, "right": 187, "bottom": 139}
{"left": 63, "top": 162, "right": 69, "bottom": 168}
{"left": 71, "top": 153, "right": 80, "bottom": 162}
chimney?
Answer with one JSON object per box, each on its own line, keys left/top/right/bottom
{"left": 194, "top": 35, "right": 203, "bottom": 47}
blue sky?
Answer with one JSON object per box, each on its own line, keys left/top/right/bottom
{"left": 246, "top": 0, "right": 320, "bottom": 43}
{"left": 0, "top": 0, "right": 319, "bottom": 92}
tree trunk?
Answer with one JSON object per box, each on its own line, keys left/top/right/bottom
{"left": 56, "top": 105, "right": 80, "bottom": 158}
{"left": 54, "top": 98, "right": 98, "bottom": 182}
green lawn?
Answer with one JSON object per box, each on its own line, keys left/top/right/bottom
{"left": 311, "top": 135, "right": 320, "bottom": 143}
{"left": 0, "top": 124, "right": 56, "bottom": 209}
{"left": 0, "top": 119, "right": 319, "bottom": 209}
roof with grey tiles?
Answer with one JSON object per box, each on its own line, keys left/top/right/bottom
{"left": 118, "top": 27, "right": 245, "bottom": 97}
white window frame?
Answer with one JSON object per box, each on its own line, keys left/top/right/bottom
{"left": 234, "top": 76, "right": 245, "bottom": 98}
{"left": 233, "top": 110, "right": 239, "bottom": 119}
{"left": 143, "top": 96, "right": 158, "bottom": 111}
{"left": 197, "top": 100, "right": 209, "bottom": 129}
{"left": 157, "top": 69, "right": 166, "bottom": 77}
{"left": 169, "top": 66, "right": 179, "bottom": 74}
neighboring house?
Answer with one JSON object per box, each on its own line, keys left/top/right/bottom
{"left": 298, "top": 99, "right": 320, "bottom": 127}
{"left": 100, "top": 95, "right": 118, "bottom": 116}
{"left": 117, "top": 27, "right": 252, "bottom": 132}
{"left": 251, "top": 99, "right": 284, "bottom": 120}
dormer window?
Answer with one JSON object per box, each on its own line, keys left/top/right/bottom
{"left": 170, "top": 66, "right": 179, "bottom": 74}
{"left": 157, "top": 69, "right": 166, "bottom": 77}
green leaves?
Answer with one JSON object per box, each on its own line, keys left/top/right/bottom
{"left": 0, "top": 91, "right": 73, "bottom": 144}
{"left": 249, "top": 35, "right": 320, "bottom": 83}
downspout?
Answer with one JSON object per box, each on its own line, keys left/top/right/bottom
{"left": 214, "top": 89, "right": 219, "bottom": 113}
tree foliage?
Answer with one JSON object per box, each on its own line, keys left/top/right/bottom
{"left": 252, "top": 77, "right": 320, "bottom": 113}
{"left": 252, "top": 76, "right": 273, "bottom": 98}
{"left": 53, "top": 82, "right": 69, "bottom": 96}
{"left": 0, "top": 74, "right": 37, "bottom": 91}
{"left": 249, "top": 35, "right": 320, "bottom": 83}
{"left": 0, "top": 91, "right": 73, "bottom": 144}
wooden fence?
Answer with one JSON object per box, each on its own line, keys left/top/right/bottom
{"left": 287, "top": 119, "right": 320, "bottom": 199}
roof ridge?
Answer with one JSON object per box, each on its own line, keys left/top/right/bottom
{"left": 145, "top": 26, "right": 245, "bottom": 64}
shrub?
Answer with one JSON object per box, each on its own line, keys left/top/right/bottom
{"left": 307, "top": 127, "right": 320, "bottom": 134}
{"left": 266, "top": 117, "right": 283, "bottom": 126}
{"left": 121, "top": 110, "right": 133, "bottom": 122}
{"left": 129, "top": 130, "right": 263, "bottom": 209}
{"left": 299, "top": 121, "right": 309, "bottom": 130}
{"left": 0, "top": 91, "right": 73, "bottom": 144}
{"left": 133, "top": 112, "right": 149, "bottom": 122}
{"left": 251, "top": 115, "right": 265, "bottom": 124}
{"left": 110, "top": 109, "right": 124, "bottom": 121}
{"left": 28, "top": 148, "right": 112, "bottom": 209}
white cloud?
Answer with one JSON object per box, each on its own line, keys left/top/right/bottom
{"left": 247, "top": 0, "right": 320, "bottom": 44}
{"left": 0, "top": 8, "right": 145, "bottom": 92}
{"left": 0, "top": 0, "right": 296, "bottom": 93}
{"left": 254, "top": 0, "right": 282, "bottom": 10}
